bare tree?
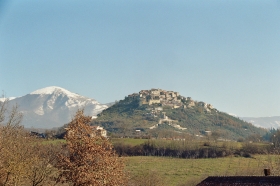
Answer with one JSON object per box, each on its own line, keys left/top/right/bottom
{"left": 0, "top": 99, "right": 58, "bottom": 186}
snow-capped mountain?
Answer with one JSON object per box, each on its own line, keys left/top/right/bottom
{"left": 1, "top": 86, "right": 109, "bottom": 129}
{"left": 241, "top": 116, "right": 280, "bottom": 129}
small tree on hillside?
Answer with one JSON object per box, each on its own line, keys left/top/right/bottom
{"left": 56, "top": 110, "right": 127, "bottom": 186}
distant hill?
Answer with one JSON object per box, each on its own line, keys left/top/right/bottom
{"left": 92, "top": 88, "right": 266, "bottom": 140}
{"left": 1, "top": 86, "right": 109, "bottom": 129}
{"left": 241, "top": 116, "right": 280, "bottom": 129}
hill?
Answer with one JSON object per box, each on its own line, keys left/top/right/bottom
{"left": 92, "top": 88, "right": 266, "bottom": 140}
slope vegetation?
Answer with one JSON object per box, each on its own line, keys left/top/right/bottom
{"left": 92, "top": 89, "right": 266, "bottom": 140}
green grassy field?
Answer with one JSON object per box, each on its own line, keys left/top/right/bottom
{"left": 42, "top": 138, "right": 276, "bottom": 185}
{"left": 125, "top": 155, "right": 280, "bottom": 186}
{"left": 110, "top": 138, "right": 149, "bottom": 146}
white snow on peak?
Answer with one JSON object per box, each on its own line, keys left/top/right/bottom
{"left": 30, "top": 86, "right": 79, "bottom": 97}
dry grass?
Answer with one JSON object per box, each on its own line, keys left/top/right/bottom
{"left": 125, "top": 154, "right": 280, "bottom": 186}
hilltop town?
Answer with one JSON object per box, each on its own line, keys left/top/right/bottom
{"left": 125, "top": 88, "right": 214, "bottom": 130}
{"left": 127, "top": 88, "right": 214, "bottom": 112}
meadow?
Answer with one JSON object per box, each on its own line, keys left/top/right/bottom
{"left": 43, "top": 138, "right": 277, "bottom": 185}
{"left": 125, "top": 155, "right": 280, "bottom": 186}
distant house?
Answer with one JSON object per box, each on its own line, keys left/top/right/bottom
{"left": 135, "top": 130, "right": 141, "bottom": 136}
{"left": 90, "top": 126, "right": 107, "bottom": 137}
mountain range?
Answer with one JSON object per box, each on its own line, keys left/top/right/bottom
{"left": 241, "top": 116, "right": 280, "bottom": 129}
{"left": 1, "top": 86, "right": 279, "bottom": 130}
{"left": 1, "top": 86, "right": 108, "bottom": 129}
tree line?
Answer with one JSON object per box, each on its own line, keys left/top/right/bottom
{"left": 114, "top": 139, "right": 272, "bottom": 159}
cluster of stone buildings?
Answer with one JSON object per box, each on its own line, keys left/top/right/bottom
{"left": 139, "top": 89, "right": 181, "bottom": 106}
{"left": 144, "top": 107, "right": 162, "bottom": 118}
{"left": 128, "top": 88, "right": 213, "bottom": 111}
{"left": 126, "top": 88, "right": 215, "bottom": 131}
{"left": 127, "top": 88, "right": 183, "bottom": 108}
{"left": 149, "top": 112, "right": 187, "bottom": 130}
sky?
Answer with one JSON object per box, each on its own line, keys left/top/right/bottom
{"left": 0, "top": 0, "right": 280, "bottom": 117}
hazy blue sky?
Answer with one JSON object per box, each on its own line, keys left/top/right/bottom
{"left": 1, "top": 0, "right": 280, "bottom": 117}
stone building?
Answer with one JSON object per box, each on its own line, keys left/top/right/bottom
{"left": 90, "top": 126, "right": 107, "bottom": 137}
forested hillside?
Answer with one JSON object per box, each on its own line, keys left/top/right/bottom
{"left": 92, "top": 89, "right": 266, "bottom": 140}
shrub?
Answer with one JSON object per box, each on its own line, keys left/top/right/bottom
{"left": 56, "top": 110, "right": 127, "bottom": 186}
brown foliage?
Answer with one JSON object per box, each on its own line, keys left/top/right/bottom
{"left": 56, "top": 110, "right": 127, "bottom": 186}
{"left": 0, "top": 100, "right": 58, "bottom": 186}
